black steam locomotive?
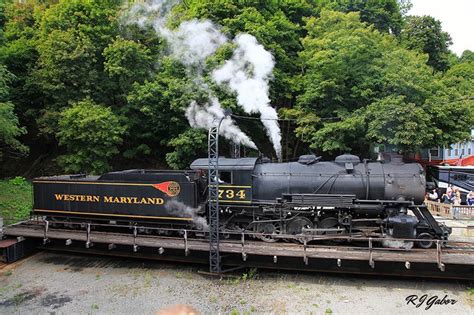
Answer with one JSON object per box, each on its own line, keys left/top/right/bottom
{"left": 32, "top": 154, "right": 451, "bottom": 248}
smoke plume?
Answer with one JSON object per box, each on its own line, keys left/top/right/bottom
{"left": 186, "top": 98, "right": 257, "bottom": 149}
{"left": 126, "top": 0, "right": 282, "bottom": 156}
{"left": 212, "top": 34, "right": 282, "bottom": 159}
{"left": 165, "top": 199, "right": 208, "bottom": 230}
{"left": 127, "top": 0, "right": 226, "bottom": 68}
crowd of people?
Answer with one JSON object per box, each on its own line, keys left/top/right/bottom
{"left": 426, "top": 186, "right": 474, "bottom": 205}
{"left": 426, "top": 186, "right": 474, "bottom": 219}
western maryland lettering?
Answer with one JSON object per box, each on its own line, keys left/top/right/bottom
{"left": 54, "top": 194, "right": 164, "bottom": 205}
{"left": 54, "top": 194, "right": 100, "bottom": 202}
{"left": 103, "top": 196, "right": 164, "bottom": 205}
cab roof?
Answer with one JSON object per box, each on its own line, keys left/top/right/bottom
{"left": 190, "top": 157, "right": 259, "bottom": 171}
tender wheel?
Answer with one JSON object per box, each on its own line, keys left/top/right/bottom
{"left": 287, "top": 217, "right": 313, "bottom": 243}
{"left": 257, "top": 222, "right": 281, "bottom": 243}
{"left": 416, "top": 233, "right": 434, "bottom": 249}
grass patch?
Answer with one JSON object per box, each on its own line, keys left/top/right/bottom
{"left": 0, "top": 177, "right": 32, "bottom": 224}
{"left": 12, "top": 292, "right": 28, "bottom": 306}
{"left": 226, "top": 268, "right": 258, "bottom": 285}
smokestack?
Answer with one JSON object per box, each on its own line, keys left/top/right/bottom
{"left": 231, "top": 142, "right": 241, "bottom": 158}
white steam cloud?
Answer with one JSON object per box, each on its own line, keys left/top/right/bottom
{"left": 160, "top": 20, "right": 227, "bottom": 67}
{"left": 165, "top": 199, "right": 208, "bottom": 230}
{"left": 186, "top": 98, "right": 257, "bottom": 149}
{"left": 127, "top": 0, "right": 226, "bottom": 68}
{"left": 213, "top": 34, "right": 282, "bottom": 159}
{"left": 126, "top": 0, "right": 281, "bottom": 158}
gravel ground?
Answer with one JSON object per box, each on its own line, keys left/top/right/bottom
{"left": 0, "top": 251, "right": 472, "bottom": 315}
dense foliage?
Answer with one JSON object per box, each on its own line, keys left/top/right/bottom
{"left": 56, "top": 98, "right": 126, "bottom": 174}
{"left": 0, "top": 0, "right": 472, "bottom": 175}
{"left": 0, "top": 64, "right": 28, "bottom": 159}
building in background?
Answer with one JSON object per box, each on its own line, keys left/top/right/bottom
{"left": 418, "top": 129, "right": 474, "bottom": 166}
{"left": 413, "top": 128, "right": 474, "bottom": 197}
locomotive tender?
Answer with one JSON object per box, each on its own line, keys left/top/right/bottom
{"left": 32, "top": 154, "right": 451, "bottom": 248}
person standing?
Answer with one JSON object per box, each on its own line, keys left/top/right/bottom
{"left": 452, "top": 190, "right": 462, "bottom": 219}
{"left": 427, "top": 189, "right": 439, "bottom": 201}
{"left": 467, "top": 191, "right": 474, "bottom": 206}
{"left": 441, "top": 189, "right": 453, "bottom": 204}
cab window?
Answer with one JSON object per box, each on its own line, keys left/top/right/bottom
{"left": 220, "top": 171, "right": 232, "bottom": 183}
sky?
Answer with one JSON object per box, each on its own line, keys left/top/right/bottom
{"left": 409, "top": 0, "right": 474, "bottom": 55}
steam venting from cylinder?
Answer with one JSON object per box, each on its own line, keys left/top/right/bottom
{"left": 124, "top": 0, "right": 282, "bottom": 159}
{"left": 165, "top": 199, "right": 208, "bottom": 231}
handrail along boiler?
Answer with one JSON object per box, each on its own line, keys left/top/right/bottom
{"left": 32, "top": 154, "right": 451, "bottom": 248}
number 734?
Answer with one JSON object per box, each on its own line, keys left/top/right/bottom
{"left": 218, "top": 189, "right": 246, "bottom": 199}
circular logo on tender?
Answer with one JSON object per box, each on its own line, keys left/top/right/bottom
{"left": 167, "top": 181, "right": 181, "bottom": 197}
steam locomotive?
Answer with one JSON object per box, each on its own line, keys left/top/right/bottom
{"left": 32, "top": 154, "right": 451, "bottom": 248}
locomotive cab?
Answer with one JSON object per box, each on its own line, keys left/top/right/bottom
{"left": 190, "top": 157, "right": 255, "bottom": 204}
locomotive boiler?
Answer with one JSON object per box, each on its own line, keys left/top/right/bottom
{"left": 32, "top": 154, "right": 451, "bottom": 248}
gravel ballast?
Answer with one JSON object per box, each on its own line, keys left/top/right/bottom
{"left": 0, "top": 251, "right": 472, "bottom": 314}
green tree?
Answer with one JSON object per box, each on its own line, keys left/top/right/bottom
{"left": 294, "top": 10, "right": 470, "bottom": 155}
{"left": 0, "top": 65, "right": 28, "bottom": 160}
{"left": 432, "top": 53, "right": 474, "bottom": 145}
{"left": 365, "top": 95, "right": 432, "bottom": 151}
{"left": 443, "top": 53, "right": 474, "bottom": 96}
{"left": 401, "top": 15, "right": 453, "bottom": 72}
{"left": 122, "top": 58, "right": 200, "bottom": 162}
{"left": 460, "top": 50, "right": 474, "bottom": 63}
{"left": 297, "top": 11, "right": 387, "bottom": 116}
{"left": 165, "top": 129, "right": 208, "bottom": 170}
{"left": 103, "top": 37, "right": 152, "bottom": 96}
{"left": 33, "top": 0, "right": 120, "bottom": 135}
{"left": 0, "top": 1, "right": 43, "bottom": 132}
{"left": 39, "top": 0, "right": 118, "bottom": 52}
{"left": 35, "top": 29, "right": 99, "bottom": 107}
{"left": 0, "top": 0, "right": 9, "bottom": 45}
{"left": 56, "top": 98, "right": 125, "bottom": 174}
{"left": 329, "top": 0, "right": 404, "bottom": 35}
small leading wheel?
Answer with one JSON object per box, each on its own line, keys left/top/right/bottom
{"left": 257, "top": 222, "right": 281, "bottom": 243}
{"left": 416, "top": 232, "right": 434, "bottom": 249}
